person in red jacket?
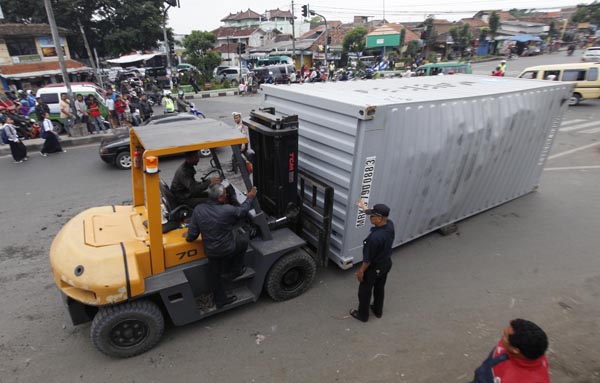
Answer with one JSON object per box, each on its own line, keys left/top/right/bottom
{"left": 114, "top": 95, "right": 127, "bottom": 126}
{"left": 471, "top": 318, "right": 550, "bottom": 383}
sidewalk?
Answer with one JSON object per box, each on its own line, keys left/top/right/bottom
{"left": 1, "top": 88, "right": 239, "bottom": 157}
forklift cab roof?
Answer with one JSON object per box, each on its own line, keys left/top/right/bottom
{"left": 132, "top": 118, "right": 247, "bottom": 156}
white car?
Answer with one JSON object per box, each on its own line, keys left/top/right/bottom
{"left": 581, "top": 47, "right": 600, "bottom": 62}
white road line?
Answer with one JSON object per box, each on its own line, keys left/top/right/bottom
{"left": 560, "top": 119, "right": 586, "bottom": 127}
{"left": 560, "top": 121, "right": 600, "bottom": 132}
{"left": 545, "top": 165, "right": 600, "bottom": 171}
{"left": 580, "top": 127, "right": 600, "bottom": 134}
{"left": 548, "top": 142, "right": 600, "bottom": 160}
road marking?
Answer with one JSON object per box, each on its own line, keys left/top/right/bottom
{"left": 548, "top": 142, "right": 600, "bottom": 160}
{"left": 545, "top": 165, "right": 600, "bottom": 171}
{"left": 560, "top": 121, "right": 600, "bottom": 132}
{"left": 560, "top": 119, "right": 586, "bottom": 127}
{"left": 580, "top": 127, "right": 600, "bottom": 134}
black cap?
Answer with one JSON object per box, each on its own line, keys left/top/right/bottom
{"left": 365, "top": 203, "right": 390, "bottom": 217}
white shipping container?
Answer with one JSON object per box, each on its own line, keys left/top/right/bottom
{"left": 261, "top": 75, "right": 573, "bottom": 269}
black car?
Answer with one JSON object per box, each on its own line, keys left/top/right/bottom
{"left": 99, "top": 114, "right": 209, "bottom": 170}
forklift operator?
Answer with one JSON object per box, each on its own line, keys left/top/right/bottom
{"left": 186, "top": 183, "right": 258, "bottom": 308}
{"left": 170, "top": 151, "right": 221, "bottom": 207}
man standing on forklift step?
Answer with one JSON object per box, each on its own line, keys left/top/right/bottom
{"left": 185, "top": 183, "right": 258, "bottom": 309}
{"left": 350, "top": 200, "right": 395, "bottom": 322}
{"left": 171, "top": 151, "right": 221, "bottom": 207}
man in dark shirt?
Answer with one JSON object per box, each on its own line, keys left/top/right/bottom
{"left": 34, "top": 97, "right": 50, "bottom": 122}
{"left": 170, "top": 151, "right": 220, "bottom": 207}
{"left": 350, "top": 201, "right": 395, "bottom": 322}
{"left": 186, "top": 183, "right": 257, "bottom": 308}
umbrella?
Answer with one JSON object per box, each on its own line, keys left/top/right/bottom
{"left": 507, "top": 34, "right": 542, "bottom": 43}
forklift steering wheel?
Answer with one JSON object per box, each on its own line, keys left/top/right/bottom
{"left": 201, "top": 168, "right": 224, "bottom": 182}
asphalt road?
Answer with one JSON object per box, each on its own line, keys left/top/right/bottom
{"left": 1, "top": 55, "right": 599, "bottom": 382}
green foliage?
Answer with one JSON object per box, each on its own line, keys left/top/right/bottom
{"left": 400, "top": 28, "right": 406, "bottom": 47}
{"left": 479, "top": 27, "right": 490, "bottom": 42}
{"left": 423, "top": 17, "right": 438, "bottom": 54}
{"left": 571, "top": 2, "right": 600, "bottom": 25}
{"left": 182, "top": 31, "right": 216, "bottom": 59}
{"left": 488, "top": 11, "right": 500, "bottom": 38}
{"left": 197, "top": 50, "right": 222, "bottom": 83}
{"left": 343, "top": 27, "right": 368, "bottom": 56}
{"left": 548, "top": 21, "right": 560, "bottom": 38}
{"left": 407, "top": 40, "right": 421, "bottom": 58}
{"left": 0, "top": 0, "right": 169, "bottom": 58}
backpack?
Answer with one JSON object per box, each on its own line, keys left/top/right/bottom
{"left": 1, "top": 126, "right": 8, "bottom": 144}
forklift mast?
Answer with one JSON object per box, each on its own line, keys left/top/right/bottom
{"left": 244, "top": 107, "right": 334, "bottom": 267}
{"left": 244, "top": 107, "right": 299, "bottom": 218}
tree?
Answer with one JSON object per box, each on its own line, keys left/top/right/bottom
{"left": 343, "top": 27, "right": 368, "bottom": 59}
{"left": 488, "top": 11, "right": 500, "bottom": 54}
{"left": 548, "top": 21, "right": 560, "bottom": 38}
{"left": 407, "top": 40, "right": 420, "bottom": 58}
{"left": 399, "top": 28, "right": 406, "bottom": 50}
{"left": 182, "top": 31, "right": 216, "bottom": 60}
{"left": 571, "top": 2, "right": 600, "bottom": 25}
{"left": 0, "top": 0, "right": 169, "bottom": 58}
{"left": 423, "top": 16, "right": 438, "bottom": 55}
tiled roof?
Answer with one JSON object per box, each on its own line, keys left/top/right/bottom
{"left": 264, "top": 8, "right": 292, "bottom": 18}
{"left": 0, "top": 23, "right": 70, "bottom": 38}
{"left": 367, "top": 23, "right": 421, "bottom": 42}
{"left": 221, "top": 9, "right": 262, "bottom": 22}
{"left": 213, "top": 27, "right": 262, "bottom": 39}
{"left": 460, "top": 18, "right": 489, "bottom": 28}
{"left": 0, "top": 60, "right": 90, "bottom": 79}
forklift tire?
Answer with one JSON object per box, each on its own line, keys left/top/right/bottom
{"left": 265, "top": 249, "right": 317, "bottom": 302}
{"left": 90, "top": 300, "right": 164, "bottom": 358}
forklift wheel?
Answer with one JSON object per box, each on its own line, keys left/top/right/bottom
{"left": 90, "top": 300, "right": 164, "bottom": 358}
{"left": 265, "top": 249, "right": 317, "bottom": 301}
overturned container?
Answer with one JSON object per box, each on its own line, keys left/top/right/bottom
{"left": 260, "top": 75, "right": 573, "bottom": 269}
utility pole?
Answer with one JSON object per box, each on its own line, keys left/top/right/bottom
{"left": 44, "top": 0, "right": 76, "bottom": 125}
{"left": 291, "top": 0, "right": 296, "bottom": 66}
{"left": 163, "top": 5, "right": 172, "bottom": 89}
{"left": 77, "top": 18, "right": 101, "bottom": 88}
{"left": 310, "top": 9, "right": 328, "bottom": 66}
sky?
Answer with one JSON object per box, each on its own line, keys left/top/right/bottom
{"left": 168, "top": 0, "right": 596, "bottom": 34}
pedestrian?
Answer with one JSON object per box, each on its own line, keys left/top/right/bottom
{"left": 328, "top": 61, "right": 335, "bottom": 80}
{"left": 105, "top": 88, "right": 118, "bottom": 128}
{"left": 87, "top": 96, "right": 107, "bottom": 134}
{"left": 349, "top": 200, "right": 395, "bottom": 322}
{"left": 59, "top": 93, "right": 75, "bottom": 137}
{"left": 114, "top": 95, "right": 127, "bottom": 126}
{"left": 18, "top": 91, "right": 30, "bottom": 116}
{"left": 185, "top": 183, "right": 257, "bottom": 309}
{"left": 34, "top": 96, "right": 50, "bottom": 123}
{"left": 139, "top": 94, "right": 153, "bottom": 122}
{"left": 40, "top": 112, "right": 65, "bottom": 156}
{"left": 3, "top": 116, "right": 28, "bottom": 163}
{"left": 190, "top": 75, "right": 200, "bottom": 93}
{"left": 230, "top": 112, "right": 251, "bottom": 173}
{"left": 470, "top": 319, "right": 549, "bottom": 383}
{"left": 73, "top": 94, "right": 88, "bottom": 137}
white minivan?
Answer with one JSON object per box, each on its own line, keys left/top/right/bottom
{"left": 36, "top": 83, "right": 108, "bottom": 132}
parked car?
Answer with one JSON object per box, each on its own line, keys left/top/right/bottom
{"left": 99, "top": 114, "right": 208, "bottom": 170}
{"left": 216, "top": 67, "right": 249, "bottom": 85}
{"left": 581, "top": 47, "right": 600, "bottom": 62}
{"left": 253, "top": 64, "right": 296, "bottom": 84}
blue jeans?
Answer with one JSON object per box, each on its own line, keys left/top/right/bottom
{"left": 91, "top": 116, "right": 106, "bottom": 132}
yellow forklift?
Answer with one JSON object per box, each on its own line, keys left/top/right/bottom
{"left": 50, "top": 110, "right": 333, "bottom": 357}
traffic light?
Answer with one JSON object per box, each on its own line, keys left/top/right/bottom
{"left": 239, "top": 43, "right": 246, "bottom": 54}
{"left": 168, "top": 40, "right": 175, "bottom": 56}
{"left": 164, "top": 0, "right": 178, "bottom": 6}
{"left": 327, "top": 36, "right": 332, "bottom": 45}
{"left": 301, "top": 4, "right": 309, "bottom": 17}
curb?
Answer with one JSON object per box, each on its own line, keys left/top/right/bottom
{"left": 1, "top": 134, "right": 105, "bottom": 157}
{"left": 184, "top": 89, "right": 238, "bottom": 100}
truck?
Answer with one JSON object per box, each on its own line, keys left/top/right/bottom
{"left": 49, "top": 75, "right": 573, "bottom": 357}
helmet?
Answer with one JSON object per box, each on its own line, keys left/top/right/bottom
{"left": 178, "top": 89, "right": 184, "bottom": 98}
{"left": 163, "top": 90, "right": 171, "bottom": 96}
{"left": 501, "top": 60, "right": 506, "bottom": 63}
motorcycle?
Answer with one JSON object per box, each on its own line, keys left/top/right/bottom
{"left": 188, "top": 102, "right": 205, "bottom": 118}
